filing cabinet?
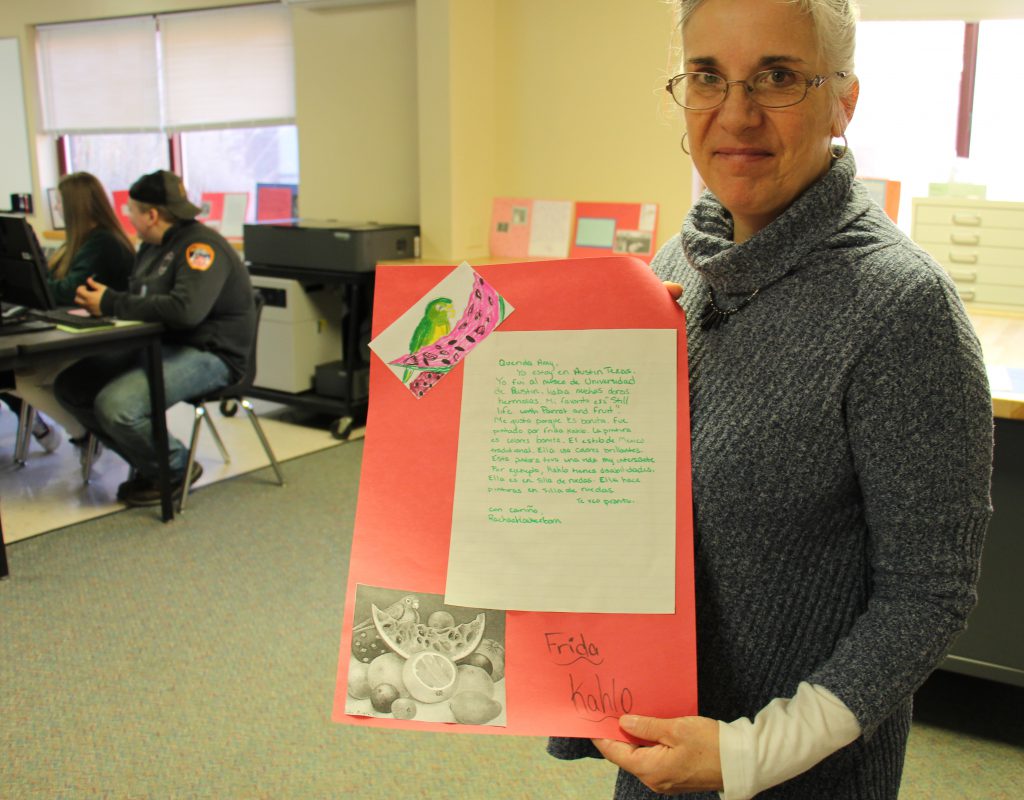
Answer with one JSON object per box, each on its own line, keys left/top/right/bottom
{"left": 912, "top": 197, "right": 1024, "bottom": 312}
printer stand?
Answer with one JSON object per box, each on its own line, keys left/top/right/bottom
{"left": 247, "top": 263, "right": 373, "bottom": 440}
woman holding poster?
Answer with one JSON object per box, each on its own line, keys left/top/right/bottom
{"left": 549, "top": 1, "right": 992, "bottom": 798}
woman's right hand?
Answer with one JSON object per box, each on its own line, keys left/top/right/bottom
{"left": 664, "top": 282, "right": 683, "bottom": 300}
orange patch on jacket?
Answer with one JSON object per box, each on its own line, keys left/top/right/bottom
{"left": 186, "top": 243, "right": 215, "bottom": 271}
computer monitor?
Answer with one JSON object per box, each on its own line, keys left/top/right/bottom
{"left": 0, "top": 213, "right": 55, "bottom": 314}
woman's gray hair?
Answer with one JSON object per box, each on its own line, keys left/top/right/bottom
{"left": 676, "top": 0, "right": 859, "bottom": 132}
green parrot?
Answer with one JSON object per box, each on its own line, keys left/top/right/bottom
{"left": 403, "top": 296, "right": 454, "bottom": 383}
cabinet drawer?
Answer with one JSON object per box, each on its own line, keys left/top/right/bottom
{"left": 919, "top": 243, "right": 1024, "bottom": 274}
{"left": 941, "top": 264, "right": 1024, "bottom": 288}
{"left": 914, "top": 204, "right": 1024, "bottom": 230}
{"left": 914, "top": 223, "right": 1024, "bottom": 249}
{"left": 954, "top": 282, "right": 1024, "bottom": 309}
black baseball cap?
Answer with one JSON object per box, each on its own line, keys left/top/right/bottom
{"left": 129, "top": 170, "right": 202, "bottom": 220}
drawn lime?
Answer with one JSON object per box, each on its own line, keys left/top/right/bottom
{"left": 391, "top": 698, "right": 417, "bottom": 720}
{"left": 370, "top": 683, "right": 400, "bottom": 713}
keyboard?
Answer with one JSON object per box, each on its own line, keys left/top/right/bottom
{"left": 0, "top": 318, "right": 56, "bottom": 336}
{"left": 30, "top": 308, "right": 116, "bottom": 329}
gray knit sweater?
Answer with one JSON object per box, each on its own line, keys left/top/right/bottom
{"left": 548, "top": 152, "right": 993, "bottom": 798}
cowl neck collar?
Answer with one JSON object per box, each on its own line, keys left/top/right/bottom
{"left": 680, "top": 151, "right": 858, "bottom": 295}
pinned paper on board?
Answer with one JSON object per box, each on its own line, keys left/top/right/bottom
{"left": 368, "top": 262, "right": 514, "bottom": 398}
{"left": 197, "top": 192, "right": 250, "bottom": 238}
{"left": 570, "top": 201, "right": 659, "bottom": 263}
{"left": 489, "top": 197, "right": 573, "bottom": 258}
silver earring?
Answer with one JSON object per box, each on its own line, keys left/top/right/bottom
{"left": 680, "top": 132, "right": 690, "bottom": 155}
{"left": 831, "top": 132, "right": 849, "bottom": 159}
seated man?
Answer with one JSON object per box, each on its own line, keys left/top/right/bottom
{"left": 54, "top": 170, "right": 256, "bottom": 506}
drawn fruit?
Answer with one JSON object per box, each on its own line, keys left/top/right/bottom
{"left": 347, "top": 657, "right": 372, "bottom": 700}
{"left": 455, "top": 664, "right": 494, "bottom": 698}
{"left": 370, "top": 683, "right": 401, "bottom": 713}
{"left": 427, "top": 610, "right": 455, "bottom": 629}
{"left": 408, "top": 371, "right": 442, "bottom": 397}
{"left": 402, "top": 651, "right": 458, "bottom": 704}
{"left": 366, "top": 652, "right": 410, "bottom": 698}
{"left": 450, "top": 691, "right": 502, "bottom": 725}
{"left": 389, "top": 274, "right": 505, "bottom": 375}
{"left": 372, "top": 605, "right": 486, "bottom": 661}
{"left": 391, "top": 698, "right": 417, "bottom": 720}
{"left": 351, "top": 627, "right": 388, "bottom": 664}
{"left": 458, "top": 652, "right": 493, "bottom": 675}
{"left": 352, "top": 595, "right": 420, "bottom": 661}
{"left": 474, "top": 639, "right": 506, "bottom": 682}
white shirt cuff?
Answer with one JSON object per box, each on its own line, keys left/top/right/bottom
{"left": 717, "top": 682, "right": 862, "bottom": 800}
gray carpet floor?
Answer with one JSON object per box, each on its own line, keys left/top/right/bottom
{"left": 1, "top": 441, "right": 1021, "bottom": 798}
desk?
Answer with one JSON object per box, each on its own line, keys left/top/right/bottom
{"left": 0, "top": 322, "right": 171, "bottom": 579}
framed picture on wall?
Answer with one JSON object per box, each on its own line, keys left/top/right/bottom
{"left": 47, "top": 187, "right": 64, "bottom": 230}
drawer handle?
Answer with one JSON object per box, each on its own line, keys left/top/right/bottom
{"left": 950, "top": 232, "right": 980, "bottom": 245}
{"left": 957, "top": 289, "right": 976, "bottom": 301}
{"left": 948, "top": 252, "right": 978, "bottom": 264}
{"left": 951, "top": 213, "right": 982, "bottom": 226}
{"left": 950, "top": 270, "right": 977, "bottom": 282}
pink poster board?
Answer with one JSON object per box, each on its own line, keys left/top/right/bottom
{"left": 333, "top": 257, "right": 696, "bottom": 741}
{"left": 570, "top": 202, "right": 659, "bottom": 263}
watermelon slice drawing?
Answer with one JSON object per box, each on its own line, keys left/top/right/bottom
{"left": 371, "top": 604, "right": 486, "bottom": 661}
{"left": 389, "top": 273, "right": 507, "bottom": 393}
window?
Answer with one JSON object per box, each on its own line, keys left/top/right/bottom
{"left": 65, "top": 133, "right": 171, "bottom": 195}
{"left": 36, "top": 4, "right": 297, "bottom": 228}
{"left": 180, "top": 126, "right": 299, "bottom": 209}
{"left": 969, "top": 20, "right": 1024, "bottom": 203}
{"left": 849, "top": 18, "right": 1024, "bottom": 233}
{"left": 847, "top": 21, "right": 965, "bottom": 231}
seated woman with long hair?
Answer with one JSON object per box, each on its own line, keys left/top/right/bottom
{"left": 3, "top": 172, "right": 134, "bottom": 456}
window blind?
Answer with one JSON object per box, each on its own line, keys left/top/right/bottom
{"left": 859, "top": 0, "right": 1024, "bottom": 21}
{"left": 36, "top": 16, "right": 161, "bottom": 134}
{"left": 36, "top": 4, "right": 294, "bottom": 135}
{"left": 157, "top": 4, "right": 295, "bottom": 131}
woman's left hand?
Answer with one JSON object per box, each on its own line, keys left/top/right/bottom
{"left": 593, "top": 714, "right": 723, "bottom": 795}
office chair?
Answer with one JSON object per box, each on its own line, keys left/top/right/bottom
{"left": 179, "top": 291, "right": 284, "bottom": 511}
{"left": 13, "top": 403, "right": 35, "bottom": 465}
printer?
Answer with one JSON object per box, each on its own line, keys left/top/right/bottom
{"left": 243, "top": 219, "right": 419, "bottom": 273}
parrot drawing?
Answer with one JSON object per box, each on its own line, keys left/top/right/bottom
{"left": 352, "top": 594, "right": 420, "bottom": 634}
{"left": 402, "top": 297, "right": 455, "bottom": 383}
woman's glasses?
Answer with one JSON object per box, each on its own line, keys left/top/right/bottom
{"left": 666, "top": 68, "right": 846, "bottom": 110}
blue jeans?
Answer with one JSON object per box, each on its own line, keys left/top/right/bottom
{"left": 54, "top": 345, "right": 231, "bottom": 482}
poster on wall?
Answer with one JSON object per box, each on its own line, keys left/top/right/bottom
{"left": 489, "top": 197, "right": 573, "bottom": 259}
{"left": 333, "top": 256, "right": 696, "bottom": 740}
{"left": 570, "top": 202, "right": 659, "bottom": 263}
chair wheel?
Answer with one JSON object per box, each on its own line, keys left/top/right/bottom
{"left": 330, "top": 416, "right": 354, "bottom": 440}
{"left": 219, "top": 399, "right": 239, "bottom": 417}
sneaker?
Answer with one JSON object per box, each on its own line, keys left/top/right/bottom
{"left": 32, "top": 417, "right": 62, "bottom": 453}
{"left": 121, "top": 462, "right": 203, "bottom": 507}
{"left": 116, "top": 473, "right": 153, "bottom": 501}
